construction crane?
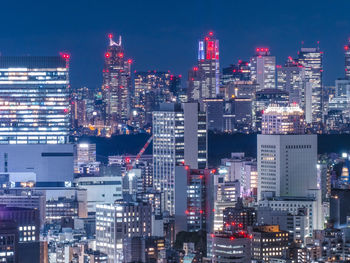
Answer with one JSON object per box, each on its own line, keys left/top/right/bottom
{"left": 126, "top": 135, "right": 153, "bottom": 171}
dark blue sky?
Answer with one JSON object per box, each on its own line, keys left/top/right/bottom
{"left": 1, "top": 0, "right": 349, "bottom": 89}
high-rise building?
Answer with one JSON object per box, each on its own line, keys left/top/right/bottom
{"left": 152, "top": 103, "right": 207, "bottom": 215}
{"left": 250, "top": 48, "right": 276, "bottom": 91}
{"left": 257, "top": 134, "right": 317, "bottom": 200}
{"left": 261, "top": 104, "right": 305, "bottom": 135}
{"left": 203, "top": 98, "right": 224, "bottom": 132}
{"left": 345, "top": 39, "right": 350, "bottom": 79}
{"left": 0, "top": 55, "right": 70, "bottom": 144}
{"left": 255, "top": 89, "right": 289, "bottom": 132}
{"left": 102, "top": 34, "right": 132, "bottom": 126}
{"left": 95, "top": 201, "right": 152, "bottom": 263}
{"left": 188, "top": 32, "right": 219, "bottom": 101}
{"left": 186, "top": 169, "right": 214, "bottom": 233}
{"left": 297, "top": 47, "right": 323, "bottom": 124}
{"left": 277, "top": 57, "right": 306, "bottom": 106}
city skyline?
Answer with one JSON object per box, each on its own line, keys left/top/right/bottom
{"left": 0, "top": 0, "right": 350, "bottom": 89}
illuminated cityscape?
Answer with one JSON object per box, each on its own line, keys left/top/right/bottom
{"left": 1, "top": 1, "right": 350, "bottom": 262}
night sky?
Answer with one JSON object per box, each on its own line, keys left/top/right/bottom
{"left": 1, "top": 0, "right": 350, "bottom": 89}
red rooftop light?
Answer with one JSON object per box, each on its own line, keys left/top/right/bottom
{"left": 128, "top": 59, "right": 133, "bottom": 64}
{"left": 105, "top": 52, "right": 110, "bottom": 58}
{"left": 118, "top": 53, "right": 124, "bottom": 58}
{"left": 209, "top": 31, "right": 213, "bottom": 36}
{"left": 108, "top": 33, "right": 113, "bottom": 39}
{"left": 345, "top": 45, "right": 349, "bottom": 51}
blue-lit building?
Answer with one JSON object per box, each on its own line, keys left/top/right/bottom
{"left": 0, "top": 55, "right": 70, "bottom": 144}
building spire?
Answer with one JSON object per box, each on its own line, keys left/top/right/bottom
{"left": 108, "top": 33, "right": 122, "bottom": 47}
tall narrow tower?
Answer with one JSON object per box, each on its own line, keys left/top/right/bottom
{"left": 250, "top": 48, "right": 276, "bottom": 91}
{"left": 297, "top": 47, "right": 323, "bottom": 124}
{"left": 345, "top": 39, "right": 350, "bottom": 79}
{"left": 188, "top": 32, "right": 219, "bottom": 101}
{"left": 102, "top": 33, "right": 132, "bottom": 126}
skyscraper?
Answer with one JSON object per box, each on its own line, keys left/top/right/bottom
{"left": 188, "top": 32, "right": 219, "bottom": 101}
{"left": 152, "top": 103, "right": 207, "bottom": 215}
{"left": 257, "top": 134, "right": 317, "bottom": 200}
{"left": 297, "top": 47, "right": 323, "bottom": 124}
{"left": 102, "top": 33, "right": 132, "bottom": 126}
{"left": 345, "top": 39, "right": 350, "bottom": 79}
{"left": 0, "top": 55, "right": 70, "bottom": 144}
{"left": 277, "top": 57, "right": 306, "bottom": 106}
{"left": 261, "top": 104, "right": 305, "bottom": 135}
{"left": 250, "top": 48, "right": 276, "bottom": 91}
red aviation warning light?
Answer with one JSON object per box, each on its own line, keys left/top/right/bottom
{"left": 127, "top": 59, "right": 133, "bottom": 64}
{"left": 193, "top": 67, "right": 198, "bottom": 71}
{"left": 105, "top": 52, "right": 110, "bottom": 58}
{"left": 108, "top": 33, "right": 113, "bottom": 39}
{"left": 208, "top": 31, "right": 213, "bottom": 36}
{"left": 60, "top": 53, "right": 70, "bottom": 60}
{"left": 118, "top": 53, "right": 124, "bottom": 58}
{"left": 345, "top": 45, "right": 349, "bottom": 51}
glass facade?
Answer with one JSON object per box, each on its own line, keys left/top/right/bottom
{"left": 0, "top": 56, "right": 70, "bottom": 144}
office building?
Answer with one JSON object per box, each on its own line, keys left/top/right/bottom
{"left": 277, "top": 58, "right": 306, "bottom": 106}
{"left": 296, "top": 47, "right": 323, "bottom": 124}
{"left": 259, "top": 193, "right": 324, "bottom": 237}
{"left": 186, "top": 169, "right": 214, "bottom": 232}
{"left": 0, "top": 206, "right": 40, "bottom": 243}
{"left": 203, "top": 98, "right": 224, "bottom": 132}
{"left": 223, "top": 199, "right": 257, "bottom": 232}
{"left": 207, "top": 233, "right": 252, "bottom": 263}
{"left": 188, "top": 32, "right": 219, "bottom": 101}
{"left": 0, "top": 55, "right": 70, "bottom": 144}
{"left": 250, "top": 48, "right": 276, "bottom": 91}
{"left": 251, "top": 225, "right": 289, "bottom": 263}
{"left": 261, "top": 104, "right": 305, "bottom": 135}
{"left": 257, "top": 206, "right": 308, "bottom": 242}
{"left": 257, "top": 134, "right": 317, "bottom": 199}
{"left": 255, "top": 89, "right": 289, "bottom": 132}
{"left": 213, "top": 178, "right": 240, "bottom": 231}
{"left": 152, "top": 103, "right": 207, "bottom": 215}
{"left": 74, "top": 173, "right": 122, "bottom": 212}
{"left": 102, "top": 34, "right": 132, "bottom": 126}
{"left": 221, "top": 153, "right": 257, "bottom": 196}
{"left": 0, "top": 144, "right": 74, "bottom": 182}
{"left": 95, "top": 201, "right": 152, "bottom": 263}
{"left": 330, "top": 188, "right": 350, "bottom": 228}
